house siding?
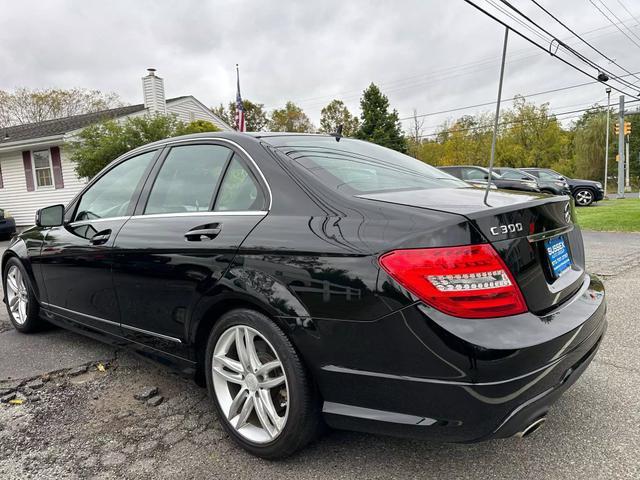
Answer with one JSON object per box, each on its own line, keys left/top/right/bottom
{"left": 0, "top": 146, "right": 87, "bottom": 226}
{"left": 166, "top": 98, "right": 233, "bottom": 131}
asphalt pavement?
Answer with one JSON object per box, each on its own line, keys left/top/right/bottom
{"left": 0, "top": 232, "right": 639, "bottom": 479}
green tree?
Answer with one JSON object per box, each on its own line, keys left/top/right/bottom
{"left": 572, "top": 108, "right": 609, "bottom": 182}
{"left": 319, "top": 99, "right": 359, "bottom": 136}
{"left": 212, "top": 99, "right": 268, "bottom": 131}
{"left": 68, "top": 114, "right": 217, "bottom": 179}
{"left": 497, "top": 96, "right": 570, "bottom": 170}
{"left": 356, "top": 83, "right": 407, "bottom": 152}
{"left": 175, "top": 119, "right": 220, "bottom": 135}
{"left": 268, "top": 101, "right": 315, "bottom": 132}
{"left": 0, "top": 88, "right": 122, "bottom": 128}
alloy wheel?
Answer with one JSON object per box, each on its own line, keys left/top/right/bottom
{"left": 211, "top": 325, "right": 289, "bottom": 444}
{"left": 575, "top": 190, "right": 593, "bottom": 206}
{"left": 6, "top": 265, "right": 28, "bottom": 325}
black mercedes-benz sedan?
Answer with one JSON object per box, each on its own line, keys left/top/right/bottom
{"left": 2, "top": 132, "right": 606, "bottom": 458}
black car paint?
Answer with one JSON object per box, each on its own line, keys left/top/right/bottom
{"left": 2, "top": 132, "right": 606, "bottom": 443}
{"left": 522, "top": 168, "right": 605, "bottom": 203}
{"left": 493, "top": 167, "right": 571, "bottom": 196}
{"left": 0, "top": 209, "right": 17, "bottom": 238}
{"left": 439, "top": 165, "right": 541, "bottom": 193}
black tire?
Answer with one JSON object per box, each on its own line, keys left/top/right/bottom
{"left": 573, "top": 188, "right": 595, "bottom": 206}
{"left": 3, "top": 257, "right": 43, "bottom": 333}
{"left": 205, "top": 308, "right": 321, "bottom": 459}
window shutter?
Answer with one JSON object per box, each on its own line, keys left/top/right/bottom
{"left": 22, "top": 151, "right": 34, "bottom": 192}
{"left": 50, "top": 146, "right": 64, "bottom": 189}
{"left": 0, "top": 163, "right": 4, "bottom": 188}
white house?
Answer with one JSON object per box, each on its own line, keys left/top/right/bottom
{"left": 0, "top": 69, "right": 232, "bottom": 226}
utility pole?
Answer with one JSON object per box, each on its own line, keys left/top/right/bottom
{"left": 618, "top": 95, "right": 625, "bottom": 198}
{"left": 626, "top": 133, "right": 630, "bottom": 190}
{"left": 604, "top": 87, "right": 611, "bottom": 197}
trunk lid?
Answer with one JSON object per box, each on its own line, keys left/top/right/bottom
{"left": 359, "top": 187, "right": 584, "bottom": 314}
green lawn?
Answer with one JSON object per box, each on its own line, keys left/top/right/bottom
{"left": 576, "top": 198, "right": 640, "bottom": 232}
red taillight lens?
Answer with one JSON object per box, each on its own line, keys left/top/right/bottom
{"left": 379, "top": 244, "right": 528, "bottom": 319}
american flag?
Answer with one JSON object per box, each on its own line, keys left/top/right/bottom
{"left": 235, "top": 64, "right": 246, "bottom": 132}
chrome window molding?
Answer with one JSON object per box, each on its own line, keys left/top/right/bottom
{"left": 42, "top": 302, "right": 182, "bottom": 344}
{"left": 63, "top": 137, "right": 273, "bottom": 222}
{"left": 67, "top": 216, "right": 130, "bottom": 227}
{"left": 130, "top": 210, "right": 268, "bottom": 220}
{"left": 130, "top": 137, "right": 273, "bottom": 211}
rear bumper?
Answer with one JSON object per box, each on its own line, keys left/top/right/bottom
{"left": 314, "top": 274, "right": 606, "bottom": 442}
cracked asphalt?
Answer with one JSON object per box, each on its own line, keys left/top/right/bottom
{"left": 1, "top": 231, "right": 639, "bottom": 479}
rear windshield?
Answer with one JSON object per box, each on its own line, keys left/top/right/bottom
{"left": 263, "top": 136, "right": 466, "bottom": 194}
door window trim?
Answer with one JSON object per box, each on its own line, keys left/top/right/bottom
{"left": 140, "top": 143, "right": 234, "bottom": 216}
{"left": 64, "top": 147, "right": 163, "bottom": 225}
{"left": 133, "top": 139, "right": 271, "bottom": 217}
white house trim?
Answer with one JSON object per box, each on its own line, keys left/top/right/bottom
{"left": 31, "top": 148, "right": 55, "bottom": 190}
{"left": 0, "top": 69, "right": 233, "bottom": 226}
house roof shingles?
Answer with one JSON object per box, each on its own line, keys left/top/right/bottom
{"left": 0, "top": 96, "right": 190, "bottom": 145}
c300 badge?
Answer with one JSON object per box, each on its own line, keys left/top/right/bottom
{"left": 490, "top": 223, "right": 523, "bottom": 236}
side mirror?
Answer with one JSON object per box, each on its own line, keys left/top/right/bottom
{"left": 36, "top": 204, "right": 65, "bottom": 227}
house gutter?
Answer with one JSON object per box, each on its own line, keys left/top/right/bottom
{"left": 0, "top": 134, "right": 65, "bottom": 154}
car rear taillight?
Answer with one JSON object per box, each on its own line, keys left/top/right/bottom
{"left": 379, "top": 244, "right": 528, "bottom": 318}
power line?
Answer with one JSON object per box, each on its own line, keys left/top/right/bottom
{"left": 264, "top": 12, "right": 640, "bottom": 111}
{"left": 496, "top": 0, "right": 640, "bottom": 92}
{"left": 529, "top": 0, "right": 640, "bottom": 84}
{"left": 462, "top": 0, "right": 638, "bottom": 97}
{"left": 589, "top": 0, "right": 640, "bottom": 50}
{"left": 617, "top": 0, "right": 640, "bottom": 28}
{"left": 600, "top": 0, "right": 640, "bottom": 43}
{"left": 416, "top": 99, "right": 639, "bottom": 139}
{"left": 398, "top": 73, "right": 640, "bottom": 121}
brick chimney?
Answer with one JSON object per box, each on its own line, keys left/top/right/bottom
{"left": 142, "top": 68, "right": 166, "bottom": 114}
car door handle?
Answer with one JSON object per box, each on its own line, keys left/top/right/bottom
{"left": 184, "top": 226, "right": 222, "bottom": 241}
{"left": 90, "top": 229, "right": 112, "bottom": 246}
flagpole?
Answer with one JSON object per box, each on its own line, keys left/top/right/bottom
{"left": 235, "top": 64, "right": 246, "bottom": 132}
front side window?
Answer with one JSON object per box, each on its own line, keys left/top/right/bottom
{"left": 144, "top": 145, "right": 231, "bottom": 215}
{"left": 264, "top": 136, "right": 465, "bottom": 194}
{"left": 500, "top": 170, "right": 530, "bottom": 180}
{"left": 74, "top": 150, "right": 156, "bottom": 222}
{"left": 215, "top": 157, "right": 265, "bottom": 211}
{"left": 33, "top": 150, "right": 53, "bottom": 188}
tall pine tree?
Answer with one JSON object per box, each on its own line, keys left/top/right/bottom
{"left": 356, "top": 83, "right": 407, "bottom": 153}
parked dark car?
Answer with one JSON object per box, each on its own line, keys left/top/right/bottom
{"left": 493, "top": 167, "right": 571, "bottom": 196}
{"left": 439, "top": 165, "right": 541, "bottom": 193}
{"left": 0, "top": 208, "right": 17, "bottom": 239}
{"left": 522, "top": 168, "right": 604, "bottom": 206}
{"left": 2, "top": 133, "right": 606, "bottom": 458}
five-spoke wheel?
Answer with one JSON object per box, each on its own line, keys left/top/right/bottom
{"left": 205, "top": 309, "right": 321, "bottom": 458}
{"left": 574, "top": 188, "right": 594, "bottom": 206}
{"left": 3, "top": 258, "right": 42, "bottom": 332}
{"left": 5, "top": 265, "right": 28, "bottom": 325}
{"left": 212, "top": 325, "right": 289, "bottom": 443}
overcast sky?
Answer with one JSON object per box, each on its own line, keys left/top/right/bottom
{"left": 2, "top": 0, "right": 640, "bottom": 134}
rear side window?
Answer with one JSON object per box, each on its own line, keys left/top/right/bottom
{"left": 145, "top": 145, "right": 231, "bottom": 214}
{"left": 264, "top": 136, "right": 465, "bottom": 194}
{"left": 74, "top": 150, "right": 156, "bottom": 222}
{"left": 538, "top": 170, "right": 562, "bottom": 181}
{"left": 215, "top": 157, "right": 265, "bottom": 211}
{"left": 461, "top": 168, "right": 487, "bottom": 181}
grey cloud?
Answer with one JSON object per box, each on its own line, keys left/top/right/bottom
{"left": 1, "top": 0, "right": 638, "bottom": 134}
